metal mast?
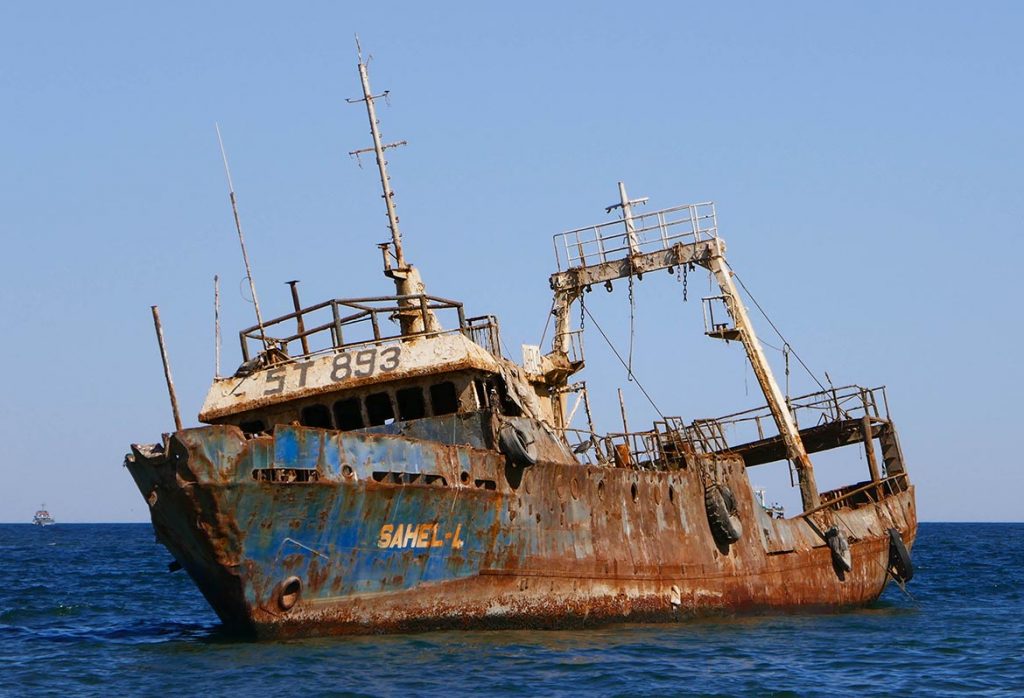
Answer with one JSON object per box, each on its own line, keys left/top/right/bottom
{"left": 348, "top": 37, "right": 408, "bottom": 271}
{"left": 346, "top": 38, "right": 440, "bottom": 337}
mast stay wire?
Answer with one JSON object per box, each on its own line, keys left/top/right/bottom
{"left": 538, "top": 295, "right": 556, "bottom": 349}
{"left": 627, "top": 272, "right": 636, "bottom": 382}
{"left": 728, "top": 264, "right": 827, "bottom": 393}
{"left": 582, "top": 304, "right": 664, "bottom": 420}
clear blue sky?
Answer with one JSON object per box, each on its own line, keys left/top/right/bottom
{"left": 1, "top": 2, "right": 1020, "bottom": 522}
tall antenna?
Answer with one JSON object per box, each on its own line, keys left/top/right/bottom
{"left": 215, "top": 123, "right": 269, "bottom": 351}
{"left": 347, "top": 36, "right": 408, "bottom": 269}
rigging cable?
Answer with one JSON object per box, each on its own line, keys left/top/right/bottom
{"left": 538, "top": 295, "right": 556, "bottom": 349}
{"left": 729, "top": 266, "right": 827, "bottom": 393}
{"left": 627, "top": 271, "right": 636, "bottom": 381}
{"left": 582, "top": 304, "right": 664, "bottom": 419}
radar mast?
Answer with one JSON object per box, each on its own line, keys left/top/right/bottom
{"left": 347, "top": 38, "right": 440, "bottom": 336}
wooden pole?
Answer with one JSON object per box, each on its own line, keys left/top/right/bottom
{"left": 151, "top": 305, "right": 183, "bottom": 431}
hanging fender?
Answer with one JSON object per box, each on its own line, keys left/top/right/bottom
{"left": 704, "top": 484, "right": 743, "bottom": 545}
{"left": 887, "top": 528, "right": 914, "bottom": 583}
{"left": 825, "top": 526, "right": 853, "bottom": 576}
{"left": 498, "top": 422, "right": 538, "bottom": 467}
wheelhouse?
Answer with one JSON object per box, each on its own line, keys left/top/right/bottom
{"left": 198, "top": 294, "right": 526, "bottom": 436}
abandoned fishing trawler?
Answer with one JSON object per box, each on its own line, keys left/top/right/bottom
{"left": 125, "top": 51, "right": 916, "bottom": 638}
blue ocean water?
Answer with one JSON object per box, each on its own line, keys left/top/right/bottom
{"left": 0, "top": 522, "right": 1021, "bottom": 697}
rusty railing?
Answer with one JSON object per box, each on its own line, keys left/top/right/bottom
{"left": 552, "top": 201, "right": 718, "bottom": 272}
{"left": 676, "top": 385, "right": 891, "bottom": 454}
{"left": 239, "top": 294, "right": 496, "bottom": 362}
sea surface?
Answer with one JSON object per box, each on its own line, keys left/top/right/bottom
{"left": 1, "top": 522, "right": 1021, "bottom": 697}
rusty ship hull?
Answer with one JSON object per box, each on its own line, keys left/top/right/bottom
{"left": 127, "top": 417, "right": 916, "bottom": 638}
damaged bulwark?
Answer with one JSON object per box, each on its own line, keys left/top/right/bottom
{"left": 126, "top": 415, "right": 916, "bottom": 639}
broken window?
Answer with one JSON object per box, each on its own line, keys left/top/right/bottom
{"left": 239, "top": 419, "right": 266, "bottom": 435}
{"left": 366, "top": 392, "right": 395, "bottom": 426}
{"left": 332, "top": 397, "right": 364, "bottom": 430}
{"left": 396, "top": 386, "right": 426, "bottom": 421}
{"left": 430, "top": 381, "right": 459, "bottom": 415}
{"left": 474, "top": 379, "right": 488, "bottom": 409}
{"left": 300, "top": 404, "right": 332, "bottom": 429}
{"left": 500, "top": 381, "right": 523, "bottom": 417}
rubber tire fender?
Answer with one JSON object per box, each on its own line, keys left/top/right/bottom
{"left": 704, "top": 484, "right": 743, "bottom": 544}
{"left": 825, "top": 526, "right": 853, "bottom": 573}
{"left": 498, "top": 423, "right": 538, "bottom": 467}
{"left": 887, "top": 528, "right": 914, "bottom": 583}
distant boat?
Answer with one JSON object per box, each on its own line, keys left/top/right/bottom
{"left": 32, "top": 505, "right": 55, "bottom": 526}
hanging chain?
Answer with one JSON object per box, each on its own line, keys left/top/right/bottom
{"left": 579, "top": 289, "right": 586, "bottom": 334}
{"left": 675, "top": 263, "right": 691, "bottom": 302}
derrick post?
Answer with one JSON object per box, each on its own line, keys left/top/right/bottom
{"left": 704, "top": 241, "right": 820, "bottom": 511}
{"left": 552, "top": 287, "right": 579, "bottom": 357}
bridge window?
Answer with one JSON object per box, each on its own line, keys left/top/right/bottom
{"left": 366, "top": 392, "right": 395, "bottom": 426}
{"left": 333, "top": 398, "right": 364, "bottom": 430}
{"left": 396, "top": 386, "right": 426, "bottom": 421}
{"left": 473, "top": 379, "right": 488, "bottom": 409}
{"left": 300, "top": 404, "right": 332, "bottom": 429}
{"left": 239, "top": 419, "right": 266, "bottom": 435}
{"left": 430, "top": 381, "right": 459, "bottom": 415}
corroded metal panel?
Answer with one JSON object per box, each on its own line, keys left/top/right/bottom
{"left": 126, "top": 423, "right": 916, "bottom": 638}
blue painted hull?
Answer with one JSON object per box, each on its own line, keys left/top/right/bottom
{"left": 126, "top": 417, "right": 917, "bottom": 637}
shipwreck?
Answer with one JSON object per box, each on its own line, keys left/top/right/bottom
{"left": 126, "top": 51, "right": 916, "bottom": 638}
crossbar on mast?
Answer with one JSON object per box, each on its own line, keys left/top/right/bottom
{"left": 349, "top": 36, "right": 406, "bottom": 270}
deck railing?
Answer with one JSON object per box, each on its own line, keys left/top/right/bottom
{"left": 679, "top": 385, "right": 891, "bottom": 454}
{"left": 558, "top": 384, "right": 891, "bottom": 469}
{"left": 238, "top": 294, "right": 499, "bottom": 362}
{"left": 552, "top": 202, "right": 718, "bottom": 272}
